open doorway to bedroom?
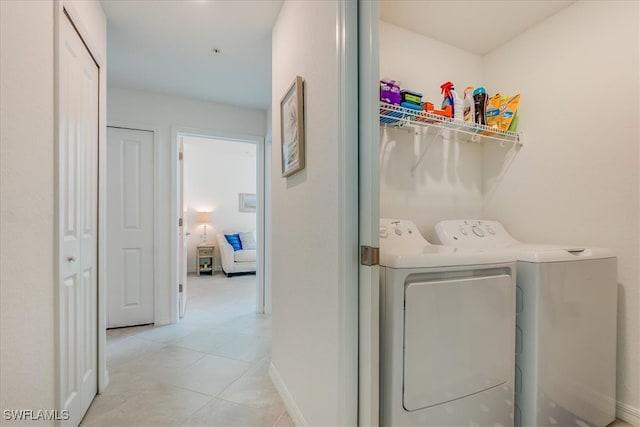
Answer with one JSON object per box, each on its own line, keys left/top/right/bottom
{"left": 183, "top": 135, "right": 257, "bottom": 280}
{"left": 176, "top": 130, "right": 268, "bottom": 320}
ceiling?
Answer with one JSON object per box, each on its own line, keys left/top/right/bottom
{"left": 102, "top": 1, "right": 573, "bottom": 110}
{"left": 380, "top": 0, "right": 575, "bottom": 55}
{"left": 100, "top": 0, "right": 283, "bottom": 110}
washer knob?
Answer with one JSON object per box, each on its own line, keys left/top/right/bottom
{"left": 459, "top": 227, "right": 468, "bottom": 236}
{"left": 394, "top": 226, "right": 402, "bottom": 236}
{"left": 486, "top": 226, "right": 495, "bottom": 235}
{"left": 472, "top": 225, "right": 485, "bottom": 237}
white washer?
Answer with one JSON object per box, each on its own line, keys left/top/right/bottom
{"left": 379, "top": 218, "right": 517, "bottom": 426}
{"left": 433, "top": 220, "right": 617, "bottom": 427}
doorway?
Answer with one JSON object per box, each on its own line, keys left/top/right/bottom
{"left": 174, "top": 129, "right": 268, "bottom": 319}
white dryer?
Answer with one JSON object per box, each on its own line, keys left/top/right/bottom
{"left": 433, "top": 220, "right": 617, "bottom": 427}
{"left": 379, "top": 218, "right": 517, "bottom": 426}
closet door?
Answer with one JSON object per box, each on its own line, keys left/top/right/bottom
{"left": 106, "top": 127, "right": 155, "bottom": 328}
{"left": 57, "top": 10, "right": 99, "bottom": 426}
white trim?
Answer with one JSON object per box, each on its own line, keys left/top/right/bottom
{"left": 617, "top": 401, "right": 640, "bottom": 425}
{"left": 53, "top": 1, "right": 63, "bottom": 408}
{"left": 264, "top": 139, "right": 273, "bottom": 315}
{"left": 256, "top": 133, "right": 266, "bottom": 314}
{"left": 269, "top": 363, "right": 308, "bottom": 426}
{"left": 106, "top": 123, "right": 162, "bottom": 326}
{"left": 336, "top": 1, "right": 359, "bottom": 425}
{"left": 59, "top": 1, "right": 105, "bottom": 67}
{"left": 170, "top": 125, "right": 267, "bottom": 321}
{"left": 357, "top": 1, "right": 381, "bottom": 424}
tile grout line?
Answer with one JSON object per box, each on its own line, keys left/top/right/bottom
{"left": 99, "top": 275, "right": 273, "bottom": 427}
{"left": 213, "top": 357, "right": 261, "bottom": 398}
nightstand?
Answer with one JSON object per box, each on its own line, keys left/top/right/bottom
{"left": 196, "top": 244, "right": 216, "bottom": 276}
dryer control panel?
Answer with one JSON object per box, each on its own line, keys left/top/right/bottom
{"left": 380, "top": 218, "right": 430, "bottom": 253}
{"left": 434, "top": 220, "right": 517, "bottom": 248}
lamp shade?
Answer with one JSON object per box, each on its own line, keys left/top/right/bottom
{"left": 197, "top": 211, "right": 212, "bottom": 224}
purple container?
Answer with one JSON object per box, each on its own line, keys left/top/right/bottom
{"left": 380, "top": 80, "right": 401, "bottom": 105}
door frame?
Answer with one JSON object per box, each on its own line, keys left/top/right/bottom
{"left": 106, "top": 123, "right": 160, "bottom": 326}
{"left": 170, "top": 126, "right": 268, "bottom": 322}
{"left": 53, "top": 0, "right": 108, "bottom": 398}
{"left": 357, "top": 1, "right": 381, "bottom": 424}
{"left": 336, "top": 0, "right": 360, "bottom": 424}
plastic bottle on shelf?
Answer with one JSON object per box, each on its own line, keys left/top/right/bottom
{"left": 452, "top": 87, "right": 464, "bottom": 122}
{"left": 473, "top": 86, "right": 488, "bottom": 125}
{"left": 440, "top": 81, "right": 464, "bottom": 121}
{"left": 463, "top": 86, "right": 475, "bottom": 122}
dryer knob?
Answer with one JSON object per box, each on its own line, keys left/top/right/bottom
{"left": 394, "top": 226, "right": 402, "bottom": 236}
{"left": 472, "top": 225, "right": 485, "bottom": 237}
{"left": 486, "top": 226, "right": 495, "bottom": 235}
{"left": 459, "top": 227, "right": 468, "bottom": 236}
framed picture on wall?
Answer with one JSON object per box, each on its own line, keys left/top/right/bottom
{"left": 239, "top": 193, "right": 257, "bottom": 212}
{"left": 280, "top": 75, "right": 305, "bottom": 177}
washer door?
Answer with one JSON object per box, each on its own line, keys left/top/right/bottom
{"left": 403, "top": 274, "right": 513, "bottom": 411}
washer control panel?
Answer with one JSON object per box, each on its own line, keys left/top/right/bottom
{"left": 434, "top": 220, "right": 516, "bottom": 248}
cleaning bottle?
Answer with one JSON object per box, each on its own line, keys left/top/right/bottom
{"left": 463, "top": 86, "right": 475, "bottom": 122}
{"left": 440, "top": 81, "right": 454, "bottom": 112}
{"left": 473, "top": 86, "right": 488, "bottom": 125}
{"left": 441, "top": 81, "right": 464, "bottom": 121}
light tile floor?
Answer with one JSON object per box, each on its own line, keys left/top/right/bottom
{"left": 81, "top": 273, "right": 293, "bottom": 427}
{"left": 82, "top": 273, "right": 634, "bottom": 427}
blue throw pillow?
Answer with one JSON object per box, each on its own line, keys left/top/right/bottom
{"left": 224, "top": 233, "right": 243, "bottom": 251}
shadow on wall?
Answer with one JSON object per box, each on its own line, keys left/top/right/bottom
{"left": 482, "top": 141, "right": 521, "bottom": 205}
{"left": 381, "top": 126, "right": 485, "bottom": 191}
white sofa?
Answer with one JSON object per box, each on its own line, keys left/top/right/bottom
{"left": 216, "top": 232, "right": 256, "bottom": 276}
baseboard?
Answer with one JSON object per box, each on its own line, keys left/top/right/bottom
{"left": 269, "top": 362, "right": 307, "bottom": 426}
{"left": 617, "top": 401, "right": 640, "bottom": 426}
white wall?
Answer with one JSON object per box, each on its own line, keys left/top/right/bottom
{"left": 0, "top": 0, "right": 106, "bottom": 421}
{"left": 482, "top": 1, "right": 639, "bottom": 418}
{"left": 0, "top": 1, "right": 56, "bottom": 418}
{"left": 107, "top": 87, "right": 266, "bottom": 323}
{"left": 379, "top": 22, "right": 485, "bottom": 238}
{"left": 183, "top": 136, "right": 256, "bottom": 273}
{"left": 270, "top": 1, "right": 357, "bottom": 425}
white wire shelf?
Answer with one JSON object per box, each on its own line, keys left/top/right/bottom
{"left": 379, "top": 101, "right": 523, "bottom": 146}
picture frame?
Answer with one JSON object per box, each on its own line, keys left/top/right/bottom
{"left": 239, "top": 193, "right": 257, "bottom": 212}
{"left": 280, "top": 75, "right": 305, "bottom": 177}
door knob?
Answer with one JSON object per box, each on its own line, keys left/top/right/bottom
{"left": 66, "top": 256, "right": 76, "bottom": 263}
{"left": 185, "top": 232, "right": 191, "bottom": 236}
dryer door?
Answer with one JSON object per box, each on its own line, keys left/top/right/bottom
{"left": 403, "top": 274, "right": 513, "bottom": 411}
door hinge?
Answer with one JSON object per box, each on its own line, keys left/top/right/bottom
{"left": 179, "top": 283, "right": 183, "bottom": 292}
{"left": 360, "top": 246, "right": 380, "bottom": 266}
{"left": 179, "top": 151, "right": 183, "bottom": 161}
{"left": 179, "top": 217, "right": 183, "bottom": 227}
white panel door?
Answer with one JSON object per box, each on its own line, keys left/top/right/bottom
{"left": 107, "top": 127, "right": 154, "bottom": 328}
{"left": 58, "top": 11, "right": 98, "bottom": 426}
